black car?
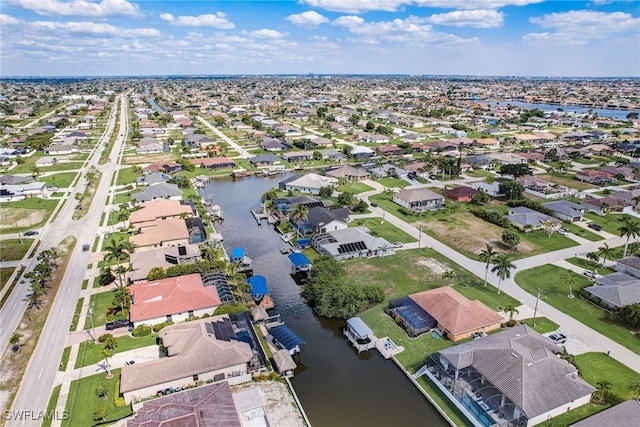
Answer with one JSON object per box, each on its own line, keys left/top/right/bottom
{"left": 24, "top": 230, "right": 38, "bottom": 236}
{"left": 106, "top": 319, "right": 130, "bottom": 330}
{"left": 370, "top": 202, "right": 379, "bottom": 207}
{"left": 588, "top": 223, "right": 603, "bottom": 231}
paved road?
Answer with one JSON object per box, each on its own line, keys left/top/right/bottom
{"left": 358, "top": 179, "right": 640, "bottom": 374}
{"left": 196, "top": 116, "right": 254, "bottom": 158}
{"left": 6, "top": 95, "right": 129, "bottom": 426}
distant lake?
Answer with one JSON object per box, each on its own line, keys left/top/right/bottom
{"left": 482, "top": 100, "right": 635, "bottom": 120}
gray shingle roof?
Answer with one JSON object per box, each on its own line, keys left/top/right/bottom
{"left": 438, "top": 325, "right": 595, "bottom": 418}
{"left": 132, "top": 182, "right": 182, "bottom": 202}
{"left": 571, "top": 399, "right": 640, "bottom": 427}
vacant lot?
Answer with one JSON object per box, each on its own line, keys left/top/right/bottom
{"left": 0, "top": 239, "right": 34, "bottom": 261}
{"left": 124, "top": 153, "right": 176, "bottom": 164}
{"left": 0, "top": 199, "right": 58, "bottom": 232}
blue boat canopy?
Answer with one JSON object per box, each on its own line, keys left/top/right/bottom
{"left": 269, "top": 324, "right": 305, "bottom": 350}
{"left": 247, "top": 275, "right": 268, "bottom": 296}
{"left": 231, "top": 247, "right": 245, "bottom": 262}
{"left": 347, "top": 317, "right": 373, "bottom": 340}
{"left": 288, "top": 252, "right": 311, "bottom": 267}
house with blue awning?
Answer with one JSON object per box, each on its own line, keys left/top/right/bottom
{"left": 268, "top": 324, "right": 305, "bottom": 355}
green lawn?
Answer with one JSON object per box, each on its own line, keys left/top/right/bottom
{"left": 63, "top": 369, "right": 132, "bottom": 427}
{"left": 0, "top": 238, "right": 34, "bottom": 261}
{"left": 60, "top": 346, "right": 71, "bottom": 371}
{"left": 40, "top": 172, "right": 78, "bottom": 188}
{"left": 515, "top": 265, "right": 640, "bottom": 354}
{"left": 338, "top": 181, "right": 375, "bottom": 194}
{"left": 116, "top": 167, "right": 139, "bottom": 186}
{"left": 376, "top": 177, "right": 411, "bottom": 189}
{"left": 584, "top": 212, "right": 632, "bottom": 236}
{"left": 1, "top": 268, "right": 15, "bottom": 288}
{"left": 70, "top": 298, "right": 84, "bottom": 331}
{"left": 518, "top": 229, "right": 579, "bottom": 253}
{"left": 84, "top": 290, "right": 123, "bottom": 328}
{"left": 114, "top": 191, "right": 134, "bottom": 204}
{"left": 518, "top": 317, "right": 559, "bottom": 334}
{"left": 549, "top": 352, "right": 640, "bottom": 426}
{"left": 564, "top": 223, "right": 603, "bottom": 241}
{"left": 74, "top": 335, "right": 158, "bottom": 368}
{"left": 564, "top": 257, "right": 615, "bottom": 274}
{"left": 41, "top": 385, "right": 62, "bottom": 427}
{"left": 349, "top": 217, "right": 417, "bottom": 245}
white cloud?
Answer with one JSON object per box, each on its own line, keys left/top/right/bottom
{"left": 0, "top": 13, "right": 20, "bottom": 25}
{"left": 7, "top": 0, "right": 141, "bottom": 18}
{"left": 527, "top": 10, "right": 640, "bottom": 44}
{"left": 247, "top": 29, "right": 288, "bottom": 39}
{"left": 29, "top": 20, "right": 160, "bottom": 38}
{"left": 285, "top": 11, "right": 329, "bottom": 28}
{"left": 301, "top": 0, "right": 407, "bottom": 13}
{"left": 332, "top": 15, "right": 366, "bottom": 29}
{"left": 429, "top": 10, "right": 504, "bottom": 28}
{"left": 301, "top": 0, "right": 542, "bottom": 13}
{"left": 160, "top": 12, "right": 235, "bottom": 29}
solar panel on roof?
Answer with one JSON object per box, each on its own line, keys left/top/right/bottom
{"left": 337, "top": 241, "right": 367, "bottom": 254}
{"left": 205, "top": 323, "right": 215, "bottom": 335}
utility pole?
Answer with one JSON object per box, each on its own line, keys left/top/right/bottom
{"left": 533, "top": 288, "right": 542, "bottom": 328}
{"left": 87, "top": 303, "right": 97, "bottom": 344}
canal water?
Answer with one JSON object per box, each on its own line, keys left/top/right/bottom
{"left": 481, "top": 100, "right": 634, "bottom": 120}
{"left": 201, "top": 174, "right": 448, "bottom": 427}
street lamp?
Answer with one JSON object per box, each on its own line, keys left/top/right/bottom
{"left": 532, "top": 288, "right": 542, "bottom": 328}
{"left": 87, "top": 303, "right": 97, "bottom": 344}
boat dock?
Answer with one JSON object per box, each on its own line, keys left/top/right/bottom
{"left": 251, "top": 204, "right": 269, "bottom": 223}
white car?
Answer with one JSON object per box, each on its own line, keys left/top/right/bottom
{"left": 558, "top": 228, "right": 569, "bottom": 235}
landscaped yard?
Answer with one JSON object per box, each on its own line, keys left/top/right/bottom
{"left": 74, "top": 334, "right": 158, "bottom": 368}
{"left": 564, "top": 222, "right": 603, "bottom": 241}
{"left": 338, "top": 181, "right": 375, "bottom": 194}
{"left": 515, "top": 264, "right": 640, "bottom": 354}
{"left": 0, "top": 198, "right": 59, "bottom": 233}
{"left": 518, "top": 317, "right": 559, "bottom": 334}
{"left": 564, "top": 257, "right": 615, "bottom": 275}
{"left": 549, "top": 352, "right": 640, "bottom": 426}
{"left": 349, "top": 217, "right": 417, "bottom": 245}
{"left": 62, "top": 369, "right": 132, "bottom": 427}
{"left": 584, "top": 212, "right": 633, "bottom": 236}
{"left": 40, "top": 172, "right": 78, "bottom": 188}
{"left": 84, "top": 289, "right": 128, "bottom": 328}
{"left": 115, "top": 167, "right": 140, "bottom": 186}
{"left": 376, "top": 177, "right": 411, "bottom": 189}
{"left": 0, "top": 238, "right": 34, "bottom": 261}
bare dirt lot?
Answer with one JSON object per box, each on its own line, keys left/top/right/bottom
{"left": 124, "top": 153, "right": 176, "bottom": 165}
{"left": 0, "top": 208, "right": 48, "bottom": 229}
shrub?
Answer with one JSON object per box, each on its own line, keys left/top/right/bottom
{"left": 132, "top": 325, "right": 152, "bottom": 337}
{"left": 98, "top": 333, "right": 113, "bottom": 343}
{"left": 214, "top": 303, "right": 246, "bottom": 315}
{"left": 469, "top": 207, "right": 512, "bottom": 228}
{"left": 152, "top": 321, "right": 174, "bottom": 332}
{"left": 114, "top": 380, "right": 126, "bottom": 407}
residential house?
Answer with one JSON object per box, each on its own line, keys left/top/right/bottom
{"left": 308, "top": 136, "right": 333, "bottom": 148}
{"left": 444, "top": 186, "right": 478, "bottom": 202}
{"left": 425, "top": 325, "right": 596, "bottom": 427}
{"left": 473, "top": 138, "right": 500, "bottom": 151}
{"left": 582, "top": 197, "right": 633, "bottom": 214}
{"left": 584, "top": 257, "right": 640, "bottom": 309}
{"left": 121, "top": 315, "right": 253, "bottom": 403}
{"left": 284, "top": 173, "right": 337, "bottom": 195}
{"left": 135, "top": 171, "right": 169, "bottom": 187}
{"left": 350, "top": 145, "right": 375, "bottom": 159}
{"left": 44, "top": 145, "right": 78, "bottom": 155}
{"left": 129, "top": 244, "right": 202, "bottom": 283}
{"left": 282, "top": 151, "right": 313, "bottom": 163}
{"left": 378, "top": 145, "right": 403, "bottom": 157}
{"left": 541, "top": 200, "right": 585, "bottom": 222}
{"left": 130, "top": 218, "right": 190, "bottom": 250}
{"left": 0, "top": 182, "right": 45, "bottom": 202}
{"left": 600, "top": 166, "right": 636, "bottom": 181}
{"left": 571, "top": 399, "right": 640, "bottom": 427}
{"left": 325, "top": 166, "right": 371, "bottom": 181}
{"left": 506, "top": 206, "right": 558, "bottom": 231}
{"left": 305, "top": 207, "right": 350, "bottom": 234}
{"left": 129, "top": 199, "right": 194, "bottom": 227}
{"left": 249, "top": 154, "right": 279, "bottom": 167}
{"left": 391, "top": 287, "right": 503, "bottom": 341}
{"left": 191, "top": 157, "right": 236, "bottom": 170}
{"left": 260, "top": 137, "right": 288, "bottom": 151}
{"left": 185, "top": 217, "right": 206, "bottom": 244}
{"left": 574, "top": 169, "right": 616, "bottom": 185}
{"left": 393, "top": 188, "right": 445, "bottom": 212}
{"left": 136, "top": 140, "right": 166, "bottom": 154}
{"left": 132, "top": 183, "right": 182, "bottom": 203}
{"left": 127, "top": 382, "right": 242, "bottom": 427}
{"left": 311, "top": 227, "right": 393, "bottom": 260}
{"left": 128, "top": 274, "right": 222, "bottom": 327}
{"left": 470, "top": 181, "right": 501, "bottom": 197}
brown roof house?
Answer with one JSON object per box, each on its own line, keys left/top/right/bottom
{"left": 127, "top": 381, "right": 242, "bottom": 427}
{"left": 129, "top": 199, "right": 194, "bottom": 228}
{"left": 130, "top": 218, "right": 190, "bottom": 251}
{"left": 191, "top": 157, "right": 236, "bottom": 170}
{"left": 407, "top": 287, "right": 503, "bottom": 341}
{"left": 444, "top": 186, "right": 478, "bottom": 202}
{"left": 121, "top": 315, "right": 253, "bottom": 403}
{"left": 424, "top": 325, "right": 596, "bottom": 427}
{"left": 129, "top": 244, "right": 201, "bottom": 283}
{"left": 128, "top": 273, "right": 222, "bottom": 327}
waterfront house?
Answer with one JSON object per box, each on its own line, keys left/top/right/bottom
{"left": 249, "top": 154, "right": 279, "bottom": 167}
{"left": 121, "top": 315, "right": 253, "bottom": 403}
{"left": 284, "top": 173, "right": 337, "bottom": 195}
{"left": 128, "top": 244, "right": 201, "bottom": 283}
{"left": 304, "top": 206, "right": 350, "bottom": 234}
{"left": 282, "top": 151, "right": 313, "bottom": 163}
{"left": 129, "top": 199, "right": 194, "bottom": 227}
{"left": 393, "top": 187, "right": 445, "bottom": 212}
{"left": 191, "top": 157, "right": 236, "bottom": 170}
{"left": 130, "top": 218, "right": 190, "bottom": 251}
{"left": 132, "top": 182, "right": 183, "bottom": 203}
{"left": 325, "top": 166, "right": 371, "bottom": 181}
{"left": 423, "top": 325, "right": 595, "bottom": 427}
{"left": 311, "top": 227, "right": 393, "bottom": 260}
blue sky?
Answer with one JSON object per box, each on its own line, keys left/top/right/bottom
{"left": 1, "top": 0, "right": 638, "bottom": 77}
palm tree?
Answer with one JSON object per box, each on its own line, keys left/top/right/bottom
{"left": 449, "top": 203, "right": 459, "bottom": 223}
{"left": 541, "top": 219, "right": 559, "bottom": 238}
{"left": 114, "top": 264, "right": 132, "bottom": 288}
{"left": 112, "top": 287, "right": 130, "bottom": 315}
{"left": 101, "top": 334, "right": 118, "bottom": 351}
{"left": 442, "top": 270, "right": 457, "bottom": 285}
{"left": 503, "top": 304, "right": 519, "bottom": 320}
{"left": 103, "top": 237, "right": 127, "bottom": 264}
{"left": 478, "top": 244, "right": 496, "bottom": 287}
{"left": 563, "top": 270, "right": 577, "bottom": 298}
{"left": 491, "top": 254, "right": 515, "bottom": 295}
{"left": 618, "top": 217, "right": 640, "bottom": 258}
{"left": 595, "top": 380, "right": 612, "bottom": 404}
{"left": 290, "top": 203, "right": 309, "bottom": 236}
{"left": 101, "top": 349, "right": 113, "bottom": 378}
{"left": 628, "top": 380, "right": 640, "bottom": 399}
{"left": 597, "top": 242, "right": 613, "bottom": 267}
{"left": 632, "top": 195, "right": 640, "bottom": 211}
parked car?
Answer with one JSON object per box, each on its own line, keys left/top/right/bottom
{"left": 370, "top": 202, "right": 378, "bottom": 207}
{"left": 548, "top": 333, "right": 567, "bottom": 344}
{"left": 23, "top": 230, "right": 38, "bottom": 236}
{"left": 47, "top": 185, "right": 58, "bottom": 191}
{"left": 588, "top": 223, "right": 603, "bottom": 231}
{"left": 105, "top": 319, "right": 130, "bottom": 330}
{"left": 584, "top": 270, "right": 601, "bottom": 280}
{"left": 391, "top": 242, "right": 403, "bottom": 248}
{"left": 558, "top": 228, "right": 569, "bottom": 235}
